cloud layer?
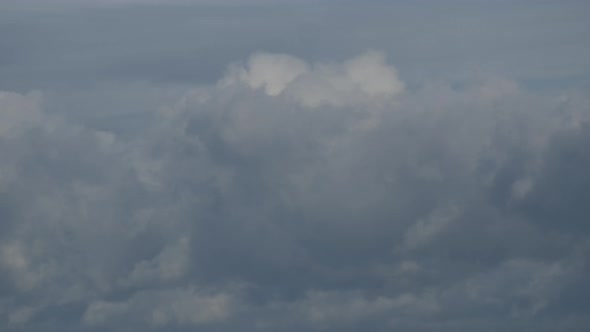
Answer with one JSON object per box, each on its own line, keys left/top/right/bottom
{"left": 1, "top": 48, "right": 589, "bottom": 331}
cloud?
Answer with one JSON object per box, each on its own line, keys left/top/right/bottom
{"left": 402, "top": 204, "right": 462, "bottom": 251}
{"left": 1, "top": 47, "right": 589, "bottom": 332}
{"left": 82, "top": 287, "right": 237, "bottom": 328}
{"left": 0, "top": 91, "right": 43, "bottom": 138}
{"left": 149, "top": 287, "right": 236, "bottom": 327}
{"left": 1, "top": 2, "right": 589, "bottom": 332}
{"left": 221, "top": 53, "right": 310, "bottom": 96}
{"left": 301, "top": 290, "right": 439, "bottom": 325}
{"left": 120, "top": 237, "right": 190, "bottom": 287}
{"left": 221, "top": 51, "right": 404, "bottom": 108}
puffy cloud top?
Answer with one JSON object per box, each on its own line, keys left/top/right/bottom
{"left": 221, "top": 51, "right": 405, "bottom": 108}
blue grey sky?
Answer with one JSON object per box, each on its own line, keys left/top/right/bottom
{"left": 1, "top": 1, "right": 589, "bottom": 331}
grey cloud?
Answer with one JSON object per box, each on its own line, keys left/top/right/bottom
{"left": 2, "top": 57, "right": 590, "bottom": 330}
{"left": 1, "top": 1, "right": 590, "bottom": 331}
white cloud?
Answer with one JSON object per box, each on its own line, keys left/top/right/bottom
{"left": 288, "top": 51, "right": 405, "bottom": 108}
{"left": 221, "top": 53, "right": 310, "bottom": 96}
{"left": 220, "top": 51, "right": 405, "bottom": 108}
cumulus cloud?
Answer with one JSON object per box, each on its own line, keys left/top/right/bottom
{"left": 221, "top": 53, "right": 310, "bottom": 96}
{"left": 0, "top": 46, "right": 589, "bottom": 332}
{"left": 221, "top": 51, "right": 404, "bottom": 108}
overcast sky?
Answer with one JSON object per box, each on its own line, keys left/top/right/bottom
{"left": 1, "top": 1, "right": 590, "bottom": 331}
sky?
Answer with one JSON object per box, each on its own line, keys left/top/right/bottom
{"left": 1, "top": 0, "right": 589, "bottom": 331}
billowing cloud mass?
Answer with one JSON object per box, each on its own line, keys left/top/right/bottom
{"left": 1, "top": 1, "right": 590, "bottom": 331}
